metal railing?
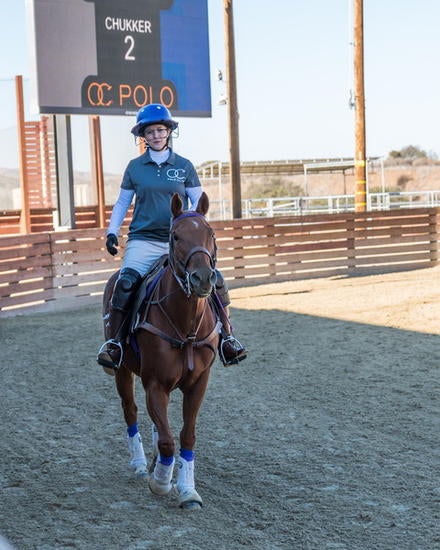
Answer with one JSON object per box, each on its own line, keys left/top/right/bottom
{"left": 368, "top": 190, "right": 440, "bottom": 211}
{"left": 206, "top": 190, "right": 440, "bottom": 220}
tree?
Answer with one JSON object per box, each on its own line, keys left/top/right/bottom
{"left": 388, "top": 145, "right": 428, "bottom": 160}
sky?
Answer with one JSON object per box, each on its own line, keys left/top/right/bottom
{"left": 0, "top": 0, "right": 439, "bottom": 175}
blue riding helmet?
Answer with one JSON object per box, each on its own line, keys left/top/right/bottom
{"left": 131, "top": 104, "right": 178, "bottom": 137}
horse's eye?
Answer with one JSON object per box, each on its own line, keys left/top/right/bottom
{"left": 173, "top": 233, "right": 179, "bottom": 242}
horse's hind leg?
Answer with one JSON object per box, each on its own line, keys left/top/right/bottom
{"left": 115, "top": 367, "right": 148, "bottom": 478}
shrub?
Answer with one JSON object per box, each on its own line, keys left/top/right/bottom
{"left": 396, "top": 174, "right": 413, "bottom": 189}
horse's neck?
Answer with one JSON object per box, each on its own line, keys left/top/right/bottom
{"left": 158, "top": 272, "right": 208, "bottom": 333}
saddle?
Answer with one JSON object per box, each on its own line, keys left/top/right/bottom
{"left": 129, "top": 254, "right": 169, "bottom": 334}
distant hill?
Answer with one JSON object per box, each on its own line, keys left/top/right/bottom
{"left": 0, "top": 168, "right": 122, "bottom": 209}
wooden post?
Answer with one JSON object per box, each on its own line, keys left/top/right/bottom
{"left": 429, "top": 209, "right": 439, "bottom": 265}
{"left": 89, "top": 116, "right": 106, "bottom": 228}
{"left": 353, "top": 0, "right": 367, "bottom": 212}
{"left": 15, "top": 75, "right": 31, "bottom": 234}
{"left": 224, "top": 0, "right": 242, "bottom": 219}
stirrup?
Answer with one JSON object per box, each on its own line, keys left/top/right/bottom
{"left": 218, "top": 335, "right": 247, "bottom": 367}
{"left": 97, "top": 338, "right": 124, "bottom": 371}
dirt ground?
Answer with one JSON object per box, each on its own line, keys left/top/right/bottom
{"left": 1, "top": 266, "right": 439, "bottom": 550}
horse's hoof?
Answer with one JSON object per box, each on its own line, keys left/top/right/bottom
{"left": 148, "top": 477, "right": 173, "bottom": 496}
{"left": 175, "top": 487, "right": 203, "bottom": 510}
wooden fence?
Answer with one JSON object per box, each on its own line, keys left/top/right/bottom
{"left": 0, "top": 208, "right": 438, "bottom": 317}
{"left": 0, "top": 206, "right": 137, "bottom": 236}
{"left": 0, "top": 206, "right": 115, "bottom": 235}
{"left": 24, "top": 117, "right": 57, "bottom": 209}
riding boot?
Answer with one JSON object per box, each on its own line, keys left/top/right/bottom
{"left": 217, "top": 305, "right": 248, "bottom": 366}
{"left": 97, "top": 267, "right": 142, "bottom": 374}
{"left": 214, "top": 269, "right": 248, "bottom": 367}
{"left": 97, "top": 306, "right": 128, "bottom": 374}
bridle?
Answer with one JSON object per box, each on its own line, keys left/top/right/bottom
{"left": 168, "top": 211, "right": 217, "bottom": 297}
{"left": 136, "top": 210, "right": 221, "bottom": 370}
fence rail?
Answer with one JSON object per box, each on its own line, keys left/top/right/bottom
{"left": 2, "top": 191, "right": 440, "bottom": 235}
{"left": 0, "top": 205, "right": 134, "bottom": 236}
{"left": 0, "top": 208, "right": 438, "bottom": 317}
{"left": 241, "top": 190, "right": 440, "bottom": 218}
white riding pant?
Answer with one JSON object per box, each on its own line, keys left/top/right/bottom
{"left": 122, "top": 239, "right": 169, "bottom": 277}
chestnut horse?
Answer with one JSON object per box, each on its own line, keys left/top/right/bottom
{"left": 101, "top": 192, "right": 221, "bottom": 509}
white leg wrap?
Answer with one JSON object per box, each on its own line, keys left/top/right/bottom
{"left": 174, "top": 457, "right": 202, "bottom": 508}
{"left": 176, "top": 456, "right": 195, "bottom": 492}
{"left": 127, "top": 432, "right": 148, "bottom": 478}
{"left": 148, "top": 457, "right": 175, "bottom": 496}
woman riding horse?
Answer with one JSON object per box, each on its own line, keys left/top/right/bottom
{"left": 97, "top": 103, "right": 247, "bottom": 373}
{"left": 102, "top": 192, "right": 224, "bottom": 508}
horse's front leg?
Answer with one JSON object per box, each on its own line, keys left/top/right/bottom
{"left": 176, "top": 368, "right": 211, "bottom": 509}
{"left": 146, "top": 382, "right": 175, "bottom": 495}
{"left": 115, "top": 367, "right": 148, "bottom": 478}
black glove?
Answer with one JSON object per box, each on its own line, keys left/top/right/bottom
{"left": 106, "top": 233, "right": 118, "bottom": 256}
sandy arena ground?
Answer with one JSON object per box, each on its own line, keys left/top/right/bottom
{"left": 1, "top": 266, "right": 439, "bottom": 550}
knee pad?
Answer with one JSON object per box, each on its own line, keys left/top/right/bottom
{"left": 214, "top": 269, "right": 231, "bottom": 307}
{"left": 111, "top": 267, "right": 142, "bottom": 311}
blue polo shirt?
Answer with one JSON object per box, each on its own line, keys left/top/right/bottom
{"left": 121, "top": 149, "right": 201, "bottom": 242}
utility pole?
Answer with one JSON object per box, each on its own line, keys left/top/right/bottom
{"left": 224, "top": 0, "right": 242, "bottom": 218}
{"left": 15, "top": 75, "right": 31, "bottom": 234}
{"left": 353, "top": 0, "right": 367, "bottom": 212}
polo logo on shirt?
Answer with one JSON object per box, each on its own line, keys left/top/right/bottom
{"left": 167, "top": 168, "right": 186, "bottom": 182}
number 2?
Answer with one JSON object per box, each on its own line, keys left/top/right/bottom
{"left": 124, "top": 35, "right": 135, "bottom": 61}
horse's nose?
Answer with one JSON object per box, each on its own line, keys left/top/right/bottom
{"left": 189, "top": 267, "right": 216, "bottom": 296}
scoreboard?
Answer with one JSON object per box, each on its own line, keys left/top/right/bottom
{"left": 28, "top": 0, "right": 211, "bottom": 117}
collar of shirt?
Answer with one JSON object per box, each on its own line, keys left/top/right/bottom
{"left": 142, "top": 148, "right": 176, "bottom": 166}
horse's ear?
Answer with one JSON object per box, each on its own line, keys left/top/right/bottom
{"left": 171, "top": 193, "right": 184, "bottom": 218}
{"left": 196, "top": 192, "right": 209, "bottom": 216}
